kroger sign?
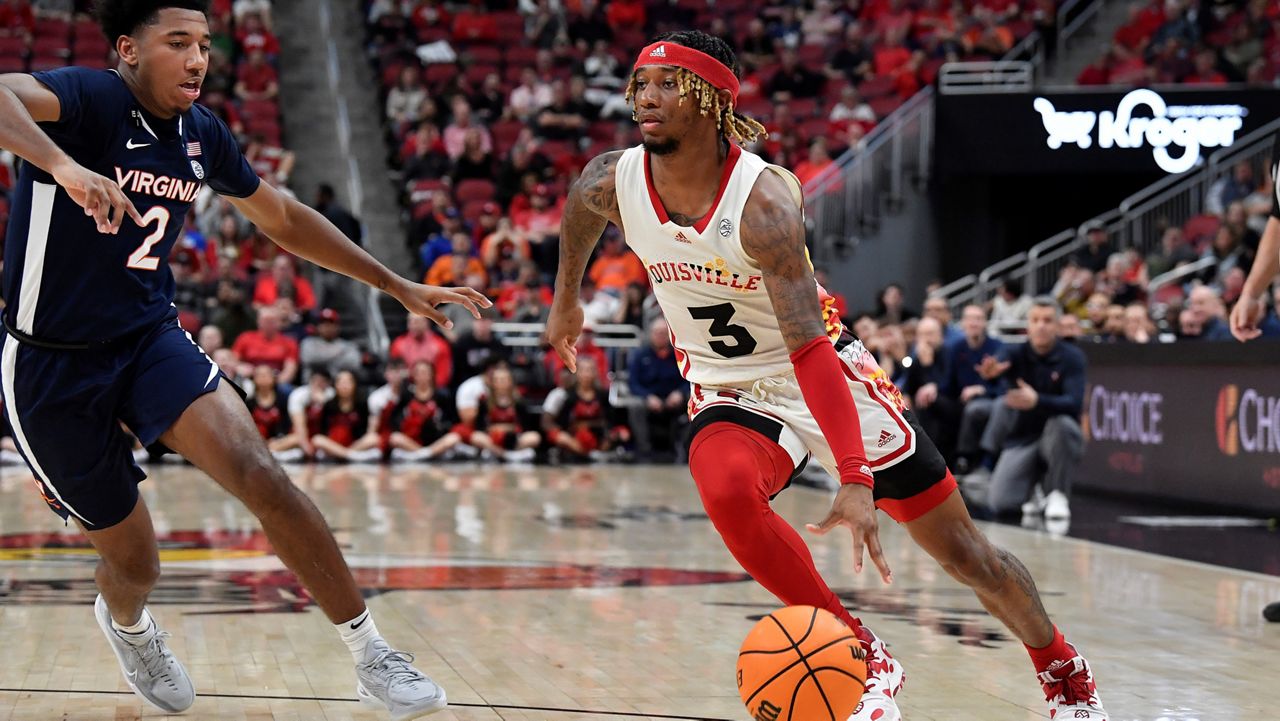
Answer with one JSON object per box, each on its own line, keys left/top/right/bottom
{"left": 1032, "top": 89, "right": 1246, "bottom": 174}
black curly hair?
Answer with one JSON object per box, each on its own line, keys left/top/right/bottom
{"left": 94, "top": 0, "right": 210, "bottom": 44}
{"left": 626, "top": 29, "right": 767, "bottom": 144}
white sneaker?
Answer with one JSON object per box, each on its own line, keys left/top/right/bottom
{"left": 503, "top": 448, "right": 536, "bottom": 463}
{"left": 355, "top": 639, "right": 447, "bottom": 720}
{"left": 94, "top": 595, "right": 195, "bottom": 713}
{"left": 347, "top": 448, "right": 384, "bottom": 463}
{"left": 1044, "top": 490, "right": 1071, "bottom": 520}
{"left": 847, "top": 625, "right": 904, "bottom": 721}
{"left": 273, "top": 447, "right": 305, "bottom": 463}
{"left": 391, "top": 447, "right": 435, "bottom": 463}
{"left": 1021, "top": 485, "right": 1047, "bottom": 516}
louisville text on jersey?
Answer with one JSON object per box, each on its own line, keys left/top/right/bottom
{"left": 645, "top": 259, "right": 763, "bottom": 291}
{"left": 113, "top": 166, "right": 202, "bottom": 203}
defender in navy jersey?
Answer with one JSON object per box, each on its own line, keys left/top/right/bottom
{"left": 0, "top": 1, "right": 485, "bottom": 718}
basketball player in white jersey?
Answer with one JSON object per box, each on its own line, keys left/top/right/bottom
{"left": 547, "top": 31, "right": 1108, "bottom": 721}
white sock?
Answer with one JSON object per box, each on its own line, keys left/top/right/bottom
{"left": 111, "top": 608, "right": 156, "bottom": 645}
{"left": 336, "top": 609, "right": 383, "bottom": 663}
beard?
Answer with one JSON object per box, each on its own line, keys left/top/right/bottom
{"left": 643, "top": 136, "right": 680, "bottom": 155}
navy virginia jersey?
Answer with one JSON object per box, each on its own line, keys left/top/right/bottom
{"left": 3, "top": 67, "right": 259, "bottom": 343}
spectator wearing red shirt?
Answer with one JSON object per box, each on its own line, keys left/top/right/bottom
{"left": 232, "top": 305, "right": 300, "bottom": 385}
{"left": 235, "top": 10, "right": 280, "bottom": 57}
{"left": 495, "top": 261, "right": 553, "bottom": 322}
{"left": 389, "top": 313, "right": 454, "bottom": 389}
{"left": 588, "top": 233, "right": 646, "bottom": 295}
{"left": 794, "top": 137, "right": 837, "bottom": 188}
{"left": 605, "top": 0, "right": 645, "bottom": 31}
{"left": 234, "top": 48, "right": 278, "bottom": 101}
{"left": 512, "top": 183, "right": 563, "bottom": 273}
{"left": 253, "top": 255, "right": 316, "bottom": 313}
{"left": 409, "top": 0, "right": 451, "bottom": 37}
{"left": 244, "top": 133, "right": 295, "bottom": 185}
{"left": 0, "top": 0, "right": 35, "bottom": 40}
{"left": 451, "top": 3, "right": 497, "bottom": 42}
{"left": 544, "top": 325, "right": 610, "bottom": 389}
{"left": 873, "top": 0, "right": 915, "bottom": 39}
{"left": 874, "top": 26, "right": 913, "bottom": 76}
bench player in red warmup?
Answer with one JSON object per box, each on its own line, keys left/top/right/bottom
{"left": 547, "top": 30, "right": 1109, "bottom": 721}
{"left": 0, "top": 1, "right": 488, "bottom": 717}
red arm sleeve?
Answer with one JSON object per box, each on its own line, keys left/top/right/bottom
{"left": 790, "top": 337, "right": 874, "bottom": 489}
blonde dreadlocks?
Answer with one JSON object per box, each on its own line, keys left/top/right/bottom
{"left": 626, "top": 67, "right": 769, "bottom": 145}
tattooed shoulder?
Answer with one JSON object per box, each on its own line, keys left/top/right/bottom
{"left": 575, "top": 150, "right": 623, "bottom": 222}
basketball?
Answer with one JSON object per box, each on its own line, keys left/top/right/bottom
{"left": 737, "top": 606, "right": 867, "bottom": 721}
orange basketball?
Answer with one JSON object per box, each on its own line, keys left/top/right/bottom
{"left": 737, "top": 606, "right": 867, "bottom": 721}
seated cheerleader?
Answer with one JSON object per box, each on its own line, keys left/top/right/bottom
{"left": 310, "top": 370, "right": 384, "bottom": 462}
{"left": 543, "top": 356, "right": 630, "bottom": 462}
{"left": 287, "top": 369, "right": 333, "bottom": 460}
{"left": 387, "top": 361, "right": 465, "bottom": 462}
{"left": 453, "top": 365, "right": 541, "bottom": 462}
{"left": 248, "top": 364, "right": 305, "bottom": 462}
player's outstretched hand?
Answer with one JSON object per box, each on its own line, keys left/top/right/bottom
{"left": 1230, "top": 292, "right": 1265, "bottom": 342}
{"left": 50, "top": 157, "right": 143, "bottom": 235}
{"left": 391, "top": 280, "right": 491, "bottom": 329}
{"left": 546, "top": 300, "right": 583, "bottom": 373}
{"left": 806, "top": 484, "right": 893, "bottom": 585}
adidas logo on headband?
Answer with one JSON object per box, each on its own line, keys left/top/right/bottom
{"left": 649, "top": 45, "right": 666, "bottom": 57}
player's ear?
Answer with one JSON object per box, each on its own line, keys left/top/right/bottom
{"left": 116, "top": 35, "right": 140, "bottom": 66}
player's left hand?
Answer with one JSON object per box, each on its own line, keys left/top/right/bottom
{"left": 806, "top": 484, "right": 893, "bottom": 585}
{"left": 1230, "top": 292, "right": 1265, "bottom": 342}
{"left": 390, "top": 279, "right": 491, "bottom": 329}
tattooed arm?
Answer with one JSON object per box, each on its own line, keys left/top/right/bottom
{"left": 743, "top": 170, "right": 893, "bottom": 584}
{"left": 548, "top": 150, "right": 623, "bottom": 372}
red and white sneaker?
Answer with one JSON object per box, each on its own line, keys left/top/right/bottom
{"left": 846, "top": 625, "right": 904, "bottom": 721}
{"left": 1037, "top": 653, "right": 1109, "bottom": 720}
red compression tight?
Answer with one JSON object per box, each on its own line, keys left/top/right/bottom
{"left": 689, "top": 422, "right": 861, "bottom": 630}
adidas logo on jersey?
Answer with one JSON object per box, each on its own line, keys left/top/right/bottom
{"left": 650, "top": 45, "right": 667, "bottom": 58}
{"left": 673, "top": 231, "right": 691, "bottom": 244}
{"left": 876, "top": 430, "right": 897, "bottom": 448}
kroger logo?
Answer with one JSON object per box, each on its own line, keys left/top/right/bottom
{"left": 1032, "top": 89, "right": 1246, "bottom": 174}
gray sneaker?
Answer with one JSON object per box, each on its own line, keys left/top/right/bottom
{"left": 94, "top": 594, "right": 195, "bottom": 713}
{"left": 356, "top": 639, "right": 447, "bottom": 720}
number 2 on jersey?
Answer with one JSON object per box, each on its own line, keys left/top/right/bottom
{"left": 688, "top": 303, "right": 758, "bottom": 358}
{"left": 126, "top": 206, "right": 170, "bottom": 271}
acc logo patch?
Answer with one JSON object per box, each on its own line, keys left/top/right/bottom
{"left": 719, "top": 218, "right": 733, "bottom": 237}
{"left": 190, "top": 160, "right": 205, "bottom": 179}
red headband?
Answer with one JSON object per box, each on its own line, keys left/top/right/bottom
{"left": 633, "top": 41, "right": 740, "bottom": 105}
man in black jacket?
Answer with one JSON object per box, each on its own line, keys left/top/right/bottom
{"left": 978, "top": 298, "right": 1086, "bottom": 520}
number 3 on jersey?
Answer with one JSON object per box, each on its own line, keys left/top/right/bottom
{"left": 126, "top": 206, "right": 170, "bottom": 271}
{"left": 689, "top": 303, "right": 758, "bottom": 358}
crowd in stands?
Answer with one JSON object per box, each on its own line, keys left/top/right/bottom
{"left": 1078, "top": 0, "right": 1280, "bottom": 85}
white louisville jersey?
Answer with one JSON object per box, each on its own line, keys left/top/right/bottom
{"left": 614, "top": 143, "right": 843, "bottom": 386}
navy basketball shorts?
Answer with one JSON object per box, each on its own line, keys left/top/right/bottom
{"left": 1, "top": 317, "right": 221, "bottom": 529}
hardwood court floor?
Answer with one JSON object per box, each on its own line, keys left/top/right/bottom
{"left": 0, "top": 462, "right": 1277, "bottom": 720}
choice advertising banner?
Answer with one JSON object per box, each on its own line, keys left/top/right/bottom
{"left": 935, "top": 86, "right": 1280, "bottom": 178}
{"left": 1078, "top": 344, "right": 1280, "bottom": 514}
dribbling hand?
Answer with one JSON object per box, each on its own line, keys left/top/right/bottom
{"left": 806, "top": 484, "right": 893, "bottom": 585}
{"left": 50, "top": 157, "right": 143, "bottom": 235}
{"left": 547, "top": 301, "right": 584, "bottom": 373}
{"left": 390, "top": 279, "right": 490, "bottom": 329}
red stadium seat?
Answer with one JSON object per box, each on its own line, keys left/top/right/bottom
{"left": 72, "top": 53, "right": 109, "bottom": 69}
{"left": 491, "top": 12, "right": 523, "bottom": 39}
{"left": 504, "top": 45, "right": 539, "bottom": 68}
{"left": 921, "top": 57, "right": 946, "bottom": 85}
{"left": 868, "top": 94, "right": 903, "bottom": 117}
{"left": 423, "top": 63, "right": 458, "bottom": 87}
{"left": 72, "top": 18, "right": 99, "bottom": 40}
{"left": 240, "top": 98, "right": 279, "bottom": 122}
{"left": 30, "top": 55, "right": 67, "bottom": 71}
{"left": 31, "top": 37, "right": 68, "bottom": 58}
{"left": 461, "top": 199, "right": 489, "bottom": 223}
{"left": 33, "top": 18, "right": 69, "bottom": 39}
{"left": 588, "top": 121, "right": 619, "bottom": 142}
{"left": 0, "top": 37, "right": 26, "bottom": 57}
{"left": 466, "top": 44, "right": 502, "bottom": 65}
{"left": 800, "top": 118, "right": 831, "bottom": 142}
{"left": 797, "top": 45, "right": 828, "bottom": 68}
{"left": 857, "top": 76, "right": 896, "bottom": 99}
{"left": 455, "top": 178, "right": 496, "bottom": 204}
{"left": 490, "top": 120, "right": 525, "bottom": 153}
{"left": 464, "top": 63, "right": 499, "bottom": 85}
{"left": 0, "top": 56, "right": 24, "bottom": 74}
{"left": 789, "top": 97, "right": 819, "bottom": 118}
{"left": 1183, "top": 214, "right": 1221, "bottom": 248}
